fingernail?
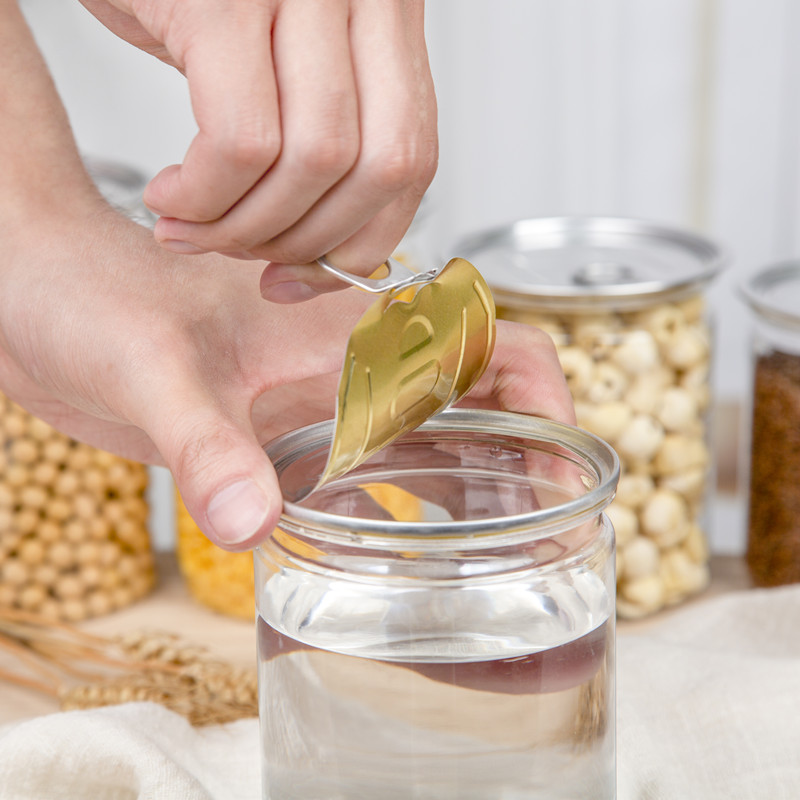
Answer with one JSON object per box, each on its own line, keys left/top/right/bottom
{"left": 260, "top": 281, "right": 320, "bottom": 303}
{"left": 207, "top": 479, "right": 270, "bottom": 545}
{"left": 159, "top": 240, "right": 207, "bottom": 255}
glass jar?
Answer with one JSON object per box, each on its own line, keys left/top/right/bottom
{"left": 455, "top": 217, "right": 725, "bottom": 619}
{"left": 256, "top": 408, "right": 619, "bottom": 799}
{"left": 0, "top": 158, "right": 155, "bottom": 622}
{"left": 740, "top": 262, "right": 800, "bottom": 586}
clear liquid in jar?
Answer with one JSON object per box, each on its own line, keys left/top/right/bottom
{"left": 258, "top": 612, "right": 614, "bottom": 799}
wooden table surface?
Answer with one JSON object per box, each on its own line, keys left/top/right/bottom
{"left": 0, "top": 552, "right": 754, "bottom": 729}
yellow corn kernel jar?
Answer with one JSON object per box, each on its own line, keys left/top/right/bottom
{"left": 175, "top": 489, "right": 255, "bottom": 619}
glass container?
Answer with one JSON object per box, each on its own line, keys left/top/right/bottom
{"left": 455, "top": 217, "right": 725, "bottom": 619}
{"left": 740, "top": 262, "right": 800, "bottom": 586}
{"left": 255, "top": 408, "right": 619, "bottom": 799}
{"left": 0, "top": 158, "right": 155, "bottom": 622}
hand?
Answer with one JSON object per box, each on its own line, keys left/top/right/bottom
{"left": 3, "top": 1, "right": 573, "bottom": 553}
{"left": 77, "top": 0, "right": 439, "bottom": 300}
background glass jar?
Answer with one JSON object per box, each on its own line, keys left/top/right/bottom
{"left": 740, "top": 262, "right": 800, "bottom": 586}
{"left": 0, "top": 159, "right": 154, "bottom": 622}
{"left": 256, "top": 409, "right": 619, "bottom": 800}
{"left": 455, "top": 217, "right": 725, "bottom": 619}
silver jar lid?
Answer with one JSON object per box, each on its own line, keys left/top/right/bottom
{"left": 740, "top": 261, "right": 800, "bottom": 332}
{"left": 453, "top": 216, "right": 726, "bottom": 311}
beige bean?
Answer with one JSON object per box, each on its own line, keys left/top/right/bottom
{"left": 27, "top": 415, "right": 55, "bottom": 441}
{"left": 615, "top": 414, "right": 665, "bottom": 464}
{"left": 61, "top": 598, "right": 89, "bottom": 622}
{"left": 31, "top": 461, "right": 59, "bottom": 488}
{"left": 13, "top": 508, "right": 41, "bottom": 535}
{"left": 616, "top": 472, "right": 655, "bottom": 509}
{"left": 54, "top": 574, "right": 85, "bottom": 601}
{"left": 621, "top": 535, "right": 661, "bottom": 580}
{"left": 611, "top": 329, "right": 660, "bottom": 374}
{"left": 53, "top": 470, "right": 81, "bottom": 497}
{"left": 586, "top": 362, "right": 629, "bottom": 404}
{"left": 1, "top": 557, "right": 29, "bottom": 586}
{"left": 654, "top": 434, "right": 710, "bottom": 476}
{"left": 47, "top": 541, "right": 76, "bottom": 570}
{"left": 42, "top": 438, "right": 70, "bottom": 465}
{"left": 18, "top": 583, "right": 47, "bottom": 611}
{"left": 663, "top": 326, "right": 709, "bottom": 369}
{"left": 86, "top": 591, "right": 113, "bottom": 618}
{"left": 33, "top": 562, "right": 58, "bottom": 587}
{"left": 579, "top": 401, "right": 633, "bottom": 444}
{"left": 5, "top": 463, "right": 31, "bottom": 489}
{"left": 18, "top": 537, "right": 46, "bottom": 566}
{"left": 620, "top": 573, "right": 665, "bottom": 614}
{"left": 655, "top": 386, "right": 698, "bottom": 433}
{"left": 9, "top": 438, "right": 39, "bottom": 465}
{"left": 641, "top": 488, "right": 689, "bottom": 547}
{"left": 659, "top": 548, "right": 710, "bottom": 604}
{"left": 558, "top": 346, "right": 595, "bottom": 397}
{"left": 606, "top": 502, "right": 638, "bottom": 547}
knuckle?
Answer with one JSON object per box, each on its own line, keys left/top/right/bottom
{"left": 218, "top": 126, "right": 282, "bottom": 174}
{"left": 293, "top": 128, "right": 360, "bottom": 180}
{"left": 366, "top": 133, "right": 438, "bottom": 194}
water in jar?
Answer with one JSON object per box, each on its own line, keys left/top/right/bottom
{"left": 257, "top": 553, "right": 614, "bottom": 799}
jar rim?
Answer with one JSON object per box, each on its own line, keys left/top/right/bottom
{"left": 740, "top": 260, "right": 800, "bottom": 331}
{"left": 262, "top": 409, "right": 619, "bottom": 549}
{"left": 451, "top": 215, "right": 726, "bottom": 311}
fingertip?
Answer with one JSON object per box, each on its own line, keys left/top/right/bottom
{"left": 204, "top": 477, "right": 279, "bottom": 550}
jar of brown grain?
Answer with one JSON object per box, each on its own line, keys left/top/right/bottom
{"left": 740, "top": 262, "right": 800, "bottom": 586}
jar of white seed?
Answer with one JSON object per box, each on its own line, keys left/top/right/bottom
{"left": 0, "top": 159, "right": 155, "bottom": 622}
{"left": 455, "top": 217, "right": 725, "bottom": 619}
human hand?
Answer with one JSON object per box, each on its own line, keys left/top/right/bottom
{"left": 1, "top": 203, "right": 572, "bottom": 552}
{"left": 77, "top": 0, "right": 439, "bottom": 300}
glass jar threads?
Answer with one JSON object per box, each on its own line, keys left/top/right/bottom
{"left": 740, "top": 262, "right": 800, "bottom": 586}
{"left": 256, "top": 409, "right": 619, "bottom": 799}
{"left": 455, "top": 217, "right": 725, "bottom": 618}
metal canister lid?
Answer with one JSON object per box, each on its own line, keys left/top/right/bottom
{"left": 740, "top": 261, "right": 800, "bottom": 331}
{"left": 453, "top": 216, "right": 726, "bottom": 311}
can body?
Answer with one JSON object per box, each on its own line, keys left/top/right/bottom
{"left": 256, "top": 409, "right": 618, "bottom": 799}
{"left": 455, "top": 217, "right": 724, "bottom": 618}
{"left": 741, "top": 262, "right": 800, "bottom": 585}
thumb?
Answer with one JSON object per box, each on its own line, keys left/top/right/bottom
{"left": 151, "top": 401, "right": 282, "bottom": 552}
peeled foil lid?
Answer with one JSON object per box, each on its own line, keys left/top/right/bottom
{"left": 741, "top": 261, "right": 800, "bottom": 330}
{"left": 453, "top": 216, "right": 726, "bottom": 310}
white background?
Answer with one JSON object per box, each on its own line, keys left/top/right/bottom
{"left": 19, "top": 0, "right": 797, "bottom": 553}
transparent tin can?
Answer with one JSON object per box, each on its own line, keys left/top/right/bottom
{"left": 455, "top": 217, "right": 725, "bottom": 619}
{"left": 740, "top": 262, "right": 800, "bottom": 586}
{"left": 256, "top": 409, "right": 619, "bottom": 799}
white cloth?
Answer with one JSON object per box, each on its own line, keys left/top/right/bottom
{"left": 0, "top": 703, "right": 260, "bottom": 800}
{"left": 617, "top": 583, "right": 800, "bottom": 800}
{"left": 2, "top": 585, "right": 800, "bottom": 799}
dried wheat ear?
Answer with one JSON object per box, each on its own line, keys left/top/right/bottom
{"left": 0, "top": 606, "right": 257, "bottom": 726}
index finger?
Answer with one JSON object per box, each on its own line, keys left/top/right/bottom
{"left": 144, "top": 6, "right": 281, "bottom": 222}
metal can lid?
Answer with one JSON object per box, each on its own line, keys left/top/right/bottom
{"left": 453, "top": 216, "right": 726, "bottom": 310}
{"left": 740, "top": 261, "right": 800, "bottom": 331}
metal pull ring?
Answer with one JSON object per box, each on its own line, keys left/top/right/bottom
{"left": 316, "top": 256, "right": 442, "bottom": 294}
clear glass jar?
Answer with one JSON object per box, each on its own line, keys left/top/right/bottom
{"left": 740, "top": 262, "right": 800, "bottom": 586}
{"left": 455, "top": 217, "right": 725, "bottom": 618}
{"left": 256, "top": 408, "right": 619, "bottom": 799}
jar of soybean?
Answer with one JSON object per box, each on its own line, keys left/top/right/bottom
{"left": 740, "top": 262, "right": 800, "bottom": 586}
{"left": 455, "top": 217, "right": 725, "bottom": 618}
{"left": 0, "top": 159, "right": 155, "bottom": 622}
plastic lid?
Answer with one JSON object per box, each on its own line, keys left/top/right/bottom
{"left": 453, "top": 216, "right": 726, "bottom": 310}
{"left": 740, "top": 261, "right": 800, "bottom": 331}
